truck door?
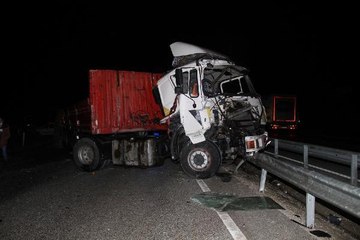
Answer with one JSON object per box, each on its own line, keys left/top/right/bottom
{"left": 178, "top": 67, "right": 211, "bottom": 144}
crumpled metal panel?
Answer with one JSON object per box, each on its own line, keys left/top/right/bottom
{"left": 89, "top": 70, "right": 166, "bottom": 134}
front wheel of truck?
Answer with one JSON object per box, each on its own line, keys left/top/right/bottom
{"left": 180, "top": 141, "right": 221, "bottom": 179}
{"left": 73, "top": 138, "right": 101, "bottom": 171}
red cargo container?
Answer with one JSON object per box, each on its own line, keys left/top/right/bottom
{"left": 89, "top": 70, "right": 167, "bottom": 134}
{"left": 64, "top": 70, "right": 167, "bottom": 134}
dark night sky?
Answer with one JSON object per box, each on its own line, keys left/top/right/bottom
{"left": 1, "top": 3, "right": 357, "bottom": 137}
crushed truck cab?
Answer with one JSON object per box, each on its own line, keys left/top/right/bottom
{"left": 153, "top": 42, "right": 269, "bottom": 178}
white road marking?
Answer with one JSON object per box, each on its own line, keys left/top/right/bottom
{"left": 196, "top": 179, "right": 247, "bottom": 240}
{"left": 196, "top": 179, "right": 211, "bottom": 192}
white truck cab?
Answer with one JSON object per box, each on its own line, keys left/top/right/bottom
{"left": 154, "top": 42, "right": 269, "bottom": 178}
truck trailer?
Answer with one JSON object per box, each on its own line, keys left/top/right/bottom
{"left": 59, "top": 70, "right": 169, "bottom": 171}
{"left": 61, "top": 42, "right": 270, "bottom": 179}
{"left": 263, "top": 95, "right": 298, "bottom": 131}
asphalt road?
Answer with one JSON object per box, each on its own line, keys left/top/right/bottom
{"left": 0, "top": 140, "right": 357, "bottom": 240}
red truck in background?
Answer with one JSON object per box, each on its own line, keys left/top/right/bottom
{"left": 58, "top": 70, "right": 168, "bottom": 171}
{"left": 263, "top": 95, "right": 298, "bottom": 131}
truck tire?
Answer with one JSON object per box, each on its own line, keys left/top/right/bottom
{"left": 180, "top": 141, "right": 221, "bottom": 179}
{"left": 73, "top": 138, "right": 101, "bottom": 171}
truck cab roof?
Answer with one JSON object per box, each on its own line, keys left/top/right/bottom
{"left": 170, "top": 42, "right": 233, "bottom": 67}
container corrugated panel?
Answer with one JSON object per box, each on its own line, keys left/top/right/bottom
{"left": 89, "top": 70, "right": 167, "bottom": 134}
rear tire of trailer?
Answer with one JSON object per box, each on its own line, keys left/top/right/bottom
{"left": 73, "top": 138, "right": 101, "bottom": 172}
{"left": 179, "top": 141, "right": 221, "bottom": 179}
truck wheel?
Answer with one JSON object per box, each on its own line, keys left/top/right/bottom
{"left": 73, "top": 138, "right": 101, "bottom": 171}
{"left": 180, "top": 141, "right": 221, "bottom": 179}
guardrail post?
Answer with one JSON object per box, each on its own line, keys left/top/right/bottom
{"left": 304, "top": 145, "right": 308, "bottom": 169}
{"left": 274, "top": 139, "right": 278, "bottom": 156}
{"left": 259, "top": 169, "right": 267, "bottom": 192}
{"left": 351, "top": 154, "right": 358, "bottom": 186}
{"left": 306, "top": 193, "right": 315, "bottom": 228}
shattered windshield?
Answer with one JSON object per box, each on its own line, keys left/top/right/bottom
{"left": 220, "top": 77, "right": 251, "bottom": 95}
{"left": 203, "top": 65, "right": 255, "bottom": 97}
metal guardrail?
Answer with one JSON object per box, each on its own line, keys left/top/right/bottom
{"left": 269, "top": 138, "right": 359, "bottom": 185}
{"left": 269, "top": 138, "right": 360, "bottom": 166}
{"left": 252, "top": 138, "right": 360, "bottom": 228}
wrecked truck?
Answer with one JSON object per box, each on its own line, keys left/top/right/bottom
{"left": 60, "top": 42, "right": 269, "bottom": 179}
{"left": 153, "top": 42, "right": 269, "bottom": 178}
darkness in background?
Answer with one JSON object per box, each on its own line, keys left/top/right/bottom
{"left": 1, "top": 2, "right": 356, "bottom": 142}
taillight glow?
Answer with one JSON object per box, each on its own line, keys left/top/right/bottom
{"left": 246, "top": 140, "right": 256, "bottom": 150}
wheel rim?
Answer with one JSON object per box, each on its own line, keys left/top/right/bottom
{"left": 188, "top": 149, "right": 211, "bottom": 171}
{"left": 78, "top": 145, "right": 94, "bottom": 165}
